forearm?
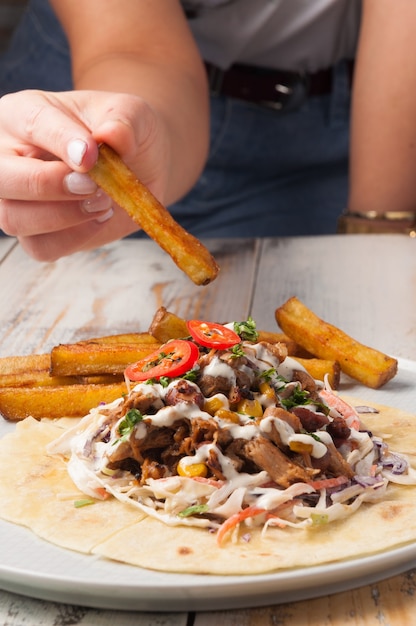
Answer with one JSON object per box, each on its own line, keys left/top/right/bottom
{"left": 348, "top": 0, "right": 416, "bottom": 217}
{"left": 51, "top": 0, "right": 209, "bottom": 206}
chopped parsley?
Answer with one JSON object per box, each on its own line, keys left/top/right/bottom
{"left": 229, "top": 343, "right": 245, "bottom": 358}
{"left": 280, "top": 387, "right": 311, "bottom": 410}
{"left": 233, "top": 317, "right": 259, "bottom": 342}
{"left": 259, "top": 368, "right": 277, "bottom": 382}
{"left": 146, "top": 368, "right": 199, "bottom": 387}
{"left": 114, "top": 408, "right": 143, "bottom": 444}
{"left": 182, "top": 368, "right": 199, "bottom": 382}
{"left": 142, "top": 350, "right": 176, "bottom": 371}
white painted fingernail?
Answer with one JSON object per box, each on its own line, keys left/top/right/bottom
{"left": 95, "top": 208, "right": 114, "bottom": 223}
{"left": 65, "top": 172, "right": 97, "bottom": 195}
{"left": 82, "top": 189, "right": 112, "bottom": 213}
{"left": 67, "top": 139, "right": 87, "bottom": 166}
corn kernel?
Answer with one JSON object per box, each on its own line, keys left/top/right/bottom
{"left": 215, "top": 408, "right": 240, "bottom": 423}
{"left": 259, "top": 381, "right": 276, "bottom": 401}
{"left": 237, "top": 398, "right": 263, "bottom": 418}
{"left": 289, "top": 441, "right": 313, "bottom": 454}
{"left": 204, "top": 396, "right": 226, "bottom": 416}
{"left": 177, "top": 459, "right": 208, "bottom": 478}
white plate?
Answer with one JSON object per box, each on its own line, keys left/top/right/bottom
{"left": 0, "top": 359, "right": 415, "bottom": 612}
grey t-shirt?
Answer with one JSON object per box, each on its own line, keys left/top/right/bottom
{"left": 183, "top": 0, "right": 362, "bottom": 71}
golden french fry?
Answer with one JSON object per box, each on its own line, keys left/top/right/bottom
{"left": 275, "top": 297, "right": 397, "bottom": 389}
{"left": 50, "top": 342, "right": 160, "bottom": 377}
{"left": 148, "top": 307, "right": 189, "bottom": 343}
{"left": 89, "top": 144, "right": 219, "bottom": 286}
{"left": 0, "top": 383, "right": 127, "bottom": 421}
{"left": 0, "top": 371, "right": 81, "bottom": 388}
{"left": 86, "top": 332, "right": 158, "bottom": 345}
{"left": 0, "top": 353, "right": 50, "bottom": 375}
{"left": 292, "top": 357, "right": 341, "bottom": 390}
{"left": 77, "top": 374, "right": 125, "bottom": 384}
{"left": 256, "top": 330, "right": 304, "bottom": 356}
{"left": 0, "top": 354, "right": 83, "bottom": 387}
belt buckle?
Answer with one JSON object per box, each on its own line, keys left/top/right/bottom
{"left": 206, "top": 64, "right": 225, "bottom": 96}
{"left": 260, "top": 72, "right": 309, "bottom": 111}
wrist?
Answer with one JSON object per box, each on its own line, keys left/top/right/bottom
{"left": 337, "top": 210, "right": 416, "bottom": 236}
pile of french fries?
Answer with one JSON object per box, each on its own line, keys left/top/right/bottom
{"left": 0, "top": 298, "right": 397, "bottom": 421}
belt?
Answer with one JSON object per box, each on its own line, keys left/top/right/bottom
{"left": 204, "top": 60, "right": 354, "bottom": 111}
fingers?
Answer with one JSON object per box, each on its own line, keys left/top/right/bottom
{"left": 0, "top": 194, "right": 114, "bottom": 238}
{"left": 0, "top": 156, "right": 92, "bottom": 201}
{"left": 17, "top": 221, "right": 113, "bottom": 263}
{"left": 0, "top": 91, "right": 99, "bottom": 170}
{"left": 17, "top": 205, "right": 138, "bottom": 262}
{"left": 0, "top": 90, "right": 161, "bottom": 259}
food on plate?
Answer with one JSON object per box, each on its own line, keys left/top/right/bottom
{"left": 0, "top": 353, "right": 77, "bottom": 387}
{"left": 89, "top": 144, "right": 219, "bottom": 286}
{"left": 50, "top": 341, "right": 160, "bottom": 377}
{"left": 0, "top": 316, "right": 413, "bottom": 575}
{"left": 291, "top": 357, "right": 340, "bottom": 390}
{"left": 0, "top": 299, "right": 399, "bottom": 421}
{"left": 0, "top": 382, "right": 127, "bottom": 421}
{"left": 84, "top": 331, "right": 158, "bottom": 345}
{"left": 275, "top": 296, "right": 398, "bottom": 388}
{"left": 148, "top": 306, "right": 189, "bottom": 343}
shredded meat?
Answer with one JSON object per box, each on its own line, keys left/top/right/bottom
{"left": 291, "top": 406, "right": 330, "bottom": 431}
{"left": 243, "top": 436, "right": 315, "bottom": 488}
{"left": 165, "top": 380, "right": 204, "bottom": 408}
{"left": 311, "top": 442, "right": 355, "bottom": 478}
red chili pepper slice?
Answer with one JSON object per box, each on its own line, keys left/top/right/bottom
{"left": 124, "top": 339, "right": 199, "bottom": 381}
{"left": 187, "top": 320, "right": 240, "bottom": 349}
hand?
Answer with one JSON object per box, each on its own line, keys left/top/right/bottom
{"left": 0, "top": 89, "right": 171, "bottom": 260}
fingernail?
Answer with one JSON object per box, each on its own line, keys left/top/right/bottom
{"left": 82, "top": 189, "right": 113, "bottom": 213}
{"left": 65, "top": 172, "right": 97, "bottom": 195}
{"left": 95, "top": 208, "right": 114, "bottom": 223}
{"left": 67, "top": 139, "right": 87, "bottom": 166}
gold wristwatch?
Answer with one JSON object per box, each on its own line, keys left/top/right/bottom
{"left": 337, "top": 210, "right": 416, "bottom": 236}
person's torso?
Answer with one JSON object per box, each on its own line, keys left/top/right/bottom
{"left": 182, "top": 0, "right": 362, "bottom": 71}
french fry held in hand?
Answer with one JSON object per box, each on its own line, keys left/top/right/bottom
{"left": 275, "top": 296, "right": 397, "bottom": 389}
{"left": 89, "top": 144, "right": 219, "bottom": 286}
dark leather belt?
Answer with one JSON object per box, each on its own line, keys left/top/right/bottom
{"left": 204, "top": 60, "right": 354, "bottom": 110}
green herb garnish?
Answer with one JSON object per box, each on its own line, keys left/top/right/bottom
{"left": 229, "top": 343, "right": 245, "bottom": 358}
{"left": 280, "top": 387, "right": 311, "bottom": 410}
{"left": 178, "top": 504, "right": 210, "bottom": 518}
{"left": 182, "top": 368, "right": 198, "bottom": 382}
{"left": 74, "top": 499, "right": 95, "bottom": 508}
{"left": 113, "top": 408, "right": 143, "bottom": 444}
{"left": 233, "top": 317, "right": 259, "bottom": 342}
{"left": 259, "top": 368, "right": 277, "bottom": 382}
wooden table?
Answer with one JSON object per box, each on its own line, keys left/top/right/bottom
{"left": 0, "top": 233, "right": 415, "bottom": 625}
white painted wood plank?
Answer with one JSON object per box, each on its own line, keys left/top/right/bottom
{"left": 0, "top": 238, "right": 257, "bottom": 356}
{"left": 0, "top": 588, "right": 187, "bottom": 626}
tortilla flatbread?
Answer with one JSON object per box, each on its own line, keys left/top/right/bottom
{"left": 0, "top": 398, "right": 415, "bottom": 575}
